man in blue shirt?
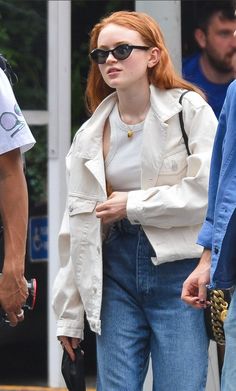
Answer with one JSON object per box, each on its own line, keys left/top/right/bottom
{"left": 182, "top": 1, "right": 236, "bottom": 118}
{"left": 182, "top": 79, "right": 236, "bottom": 390}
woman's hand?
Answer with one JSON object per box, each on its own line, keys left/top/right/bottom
{"left": 96, "top": 191, "right": 128, "bottom": 224}
{"left": 181, "top": 249, "right": 211, "bottom": 309}
{"left": 58, "top": 336, "right": 81, "bottom": 361}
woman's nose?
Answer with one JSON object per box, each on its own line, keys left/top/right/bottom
{"left": 106, "top": 52, "right": 117, "bottom": 63}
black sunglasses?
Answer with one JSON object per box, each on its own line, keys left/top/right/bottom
{"left": 90, "top": 44, "right": 150, "bottom": 64}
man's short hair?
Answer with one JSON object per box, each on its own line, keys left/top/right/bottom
{"left": 196, "top": 1, "right": 236, "bottom": 32}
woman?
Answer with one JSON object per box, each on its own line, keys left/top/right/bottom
{"left": 52, "top": 11, "right": 217, "bottom": 391}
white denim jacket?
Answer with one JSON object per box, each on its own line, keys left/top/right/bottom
{"left": 52, "top": 85, "right": 217, "bottom": 339}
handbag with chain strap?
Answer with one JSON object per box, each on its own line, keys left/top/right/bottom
{"left": 204, "top": 288, "right": 232, "bottom": 345}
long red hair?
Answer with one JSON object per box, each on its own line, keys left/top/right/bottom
{"left": 86, "top": 11, "right": 204, "bottom": 113}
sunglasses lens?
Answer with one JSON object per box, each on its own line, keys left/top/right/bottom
{"left": 90, "top": 49, "right": 108, "bottom": 64}
{"left": 90, "top": 44, "right": 133, "bottom": 64}
{"left": 113, "top": 45, "right": 132, "bottom": 60}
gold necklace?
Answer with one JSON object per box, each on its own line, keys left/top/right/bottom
{"left": 127, "top": 129, "right": 134, "bottom": 138}
{"left": 119, "top": 102, "right": 150, "bottom": 139}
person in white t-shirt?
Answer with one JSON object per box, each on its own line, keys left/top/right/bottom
{"left": 0, "top": 65, "right": 35, "bottom": 327}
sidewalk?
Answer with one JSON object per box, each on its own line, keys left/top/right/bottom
{"left": 0, "top": 387, "right": 96, "bottom": 391}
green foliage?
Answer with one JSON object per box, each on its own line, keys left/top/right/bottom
{"left": 0, "top": 0, "right": 47, "bottom": 109}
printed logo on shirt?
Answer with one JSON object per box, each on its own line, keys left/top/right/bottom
{"left": 0, "top": 103, "right": 25, "bottom": 137}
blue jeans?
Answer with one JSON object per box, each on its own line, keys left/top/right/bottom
{"left": 221, "top": 288, "right": 236, "bottom": 391}
{"left": 96, "top": 219, "right": 208, "bottom": 391}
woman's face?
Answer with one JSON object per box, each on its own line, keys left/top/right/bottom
{"left": 96, "top": 23, "right": 159, "bottom": 91}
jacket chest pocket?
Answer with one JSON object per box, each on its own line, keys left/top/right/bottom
{"left": 68, "top": 196, "right": 97, "bottom": 216}
{"left": 68, "top": 195, "right": 98, "bottom": 248}
{"left": 158, "top": 149, "right": 187, "bottom": 185}
{"left": 68, "top": 195, "right": 101, "bottom": 267}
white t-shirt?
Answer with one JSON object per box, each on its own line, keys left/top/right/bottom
{"left": 105, "top": 103, "right": 144, "bottom": 192}
{"left": 0, "top": 68, "right": 35, "bottom": 155}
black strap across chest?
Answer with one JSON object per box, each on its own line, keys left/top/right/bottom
{"left": 178, "top": 90, "right": 191, "bottom": 156}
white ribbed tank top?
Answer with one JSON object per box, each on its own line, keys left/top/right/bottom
{"left": 105, "top": 104, "right": 144, "bottom": 192}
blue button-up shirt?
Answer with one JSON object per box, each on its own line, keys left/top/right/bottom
{"left": 198, "top": 80, "right": 236, "bottom": 289}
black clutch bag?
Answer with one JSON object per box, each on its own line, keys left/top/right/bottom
{"left": 61, "top": 346, "right": 86, "bottom": 391}
{"left": 204, "top": 288, "right": 232, "bottom": 345}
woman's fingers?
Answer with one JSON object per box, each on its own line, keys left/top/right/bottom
{"left": 58, "top": 336, "right": 81, "bottom": 361}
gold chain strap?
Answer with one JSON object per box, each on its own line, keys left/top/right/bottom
{"left": 209, "top": 290, "right": 229, "bottom": 345}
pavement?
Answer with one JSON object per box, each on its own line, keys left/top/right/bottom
{"left": 0, "top": 387, "right": 96, "bottom": 391}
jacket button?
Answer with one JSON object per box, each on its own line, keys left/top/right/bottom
{"left": 214, "top": 246, "right": 219, "bottom": 254}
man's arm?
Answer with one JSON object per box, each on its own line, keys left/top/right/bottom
{"left": 181, "top": 248, "right": 211, "bottom": 309}
{"left": 0, "top": 148, "right": 28, "bottom": 326}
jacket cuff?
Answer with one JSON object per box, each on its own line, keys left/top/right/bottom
{"left": 197, "top": 220, "right": 213, "bottom": 249}
{"left": 56, "top": 319, "right": 84, "bottom": 340}
{"left": 127, "top": 190, "right": 144, "bottom": 225}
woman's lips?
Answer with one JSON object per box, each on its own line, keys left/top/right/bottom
{"left": 107, "top": 68, "right": 121, "bottom": 75}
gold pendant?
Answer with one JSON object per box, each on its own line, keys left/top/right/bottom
{"left": 127, "top": 129, "right": 133, "bottom": 138}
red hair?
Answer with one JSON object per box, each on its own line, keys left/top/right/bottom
{"left": 86, "top": 11, "right": 204, "bottom": 113}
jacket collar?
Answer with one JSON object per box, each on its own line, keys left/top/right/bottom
{"left": 77, "top": 86, "right": 183, "bottom": 160}
{"left": 76, "top": 92, "right": 117, "bottom": 160}
{"left": 149, "top": 85, "right": 183, "bottom": 122}
{"left": 75, "top": 86, "right": 184, "bottom": 193}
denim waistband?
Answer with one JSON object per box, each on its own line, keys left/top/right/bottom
{"left": 114, "top": 218, "right": 141, "bottom": 234}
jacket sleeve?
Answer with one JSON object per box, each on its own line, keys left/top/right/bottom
{"left": 52, "top": 141, "right": 85, "bottom": 340}
{"left": 197, "top": 92, "right": 228, "bottom": 249}
{"left": 127, "top": 95, "right": 218, "bottom": 229}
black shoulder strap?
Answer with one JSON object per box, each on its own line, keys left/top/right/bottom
{"left": 179, "top": 90, "right": 191, "bottom": 156}
{"left": 0, "top": 54, "right": 18, "bottom": 85}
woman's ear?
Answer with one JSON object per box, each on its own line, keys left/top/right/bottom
{"left": 147, "top": 47, "right": 160, "bottom": 68}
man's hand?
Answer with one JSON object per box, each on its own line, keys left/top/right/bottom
{"left": 0, "top": 272, "right": 28, "bottom": 326}
{"left": 58, "top": 335, "right": 81, "bottom": 362}
{"left": 181, "top": 249, "right": 211, "bottom": 309}
{"left": 96, "top": 192, "right": 128, "bottom": 224}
